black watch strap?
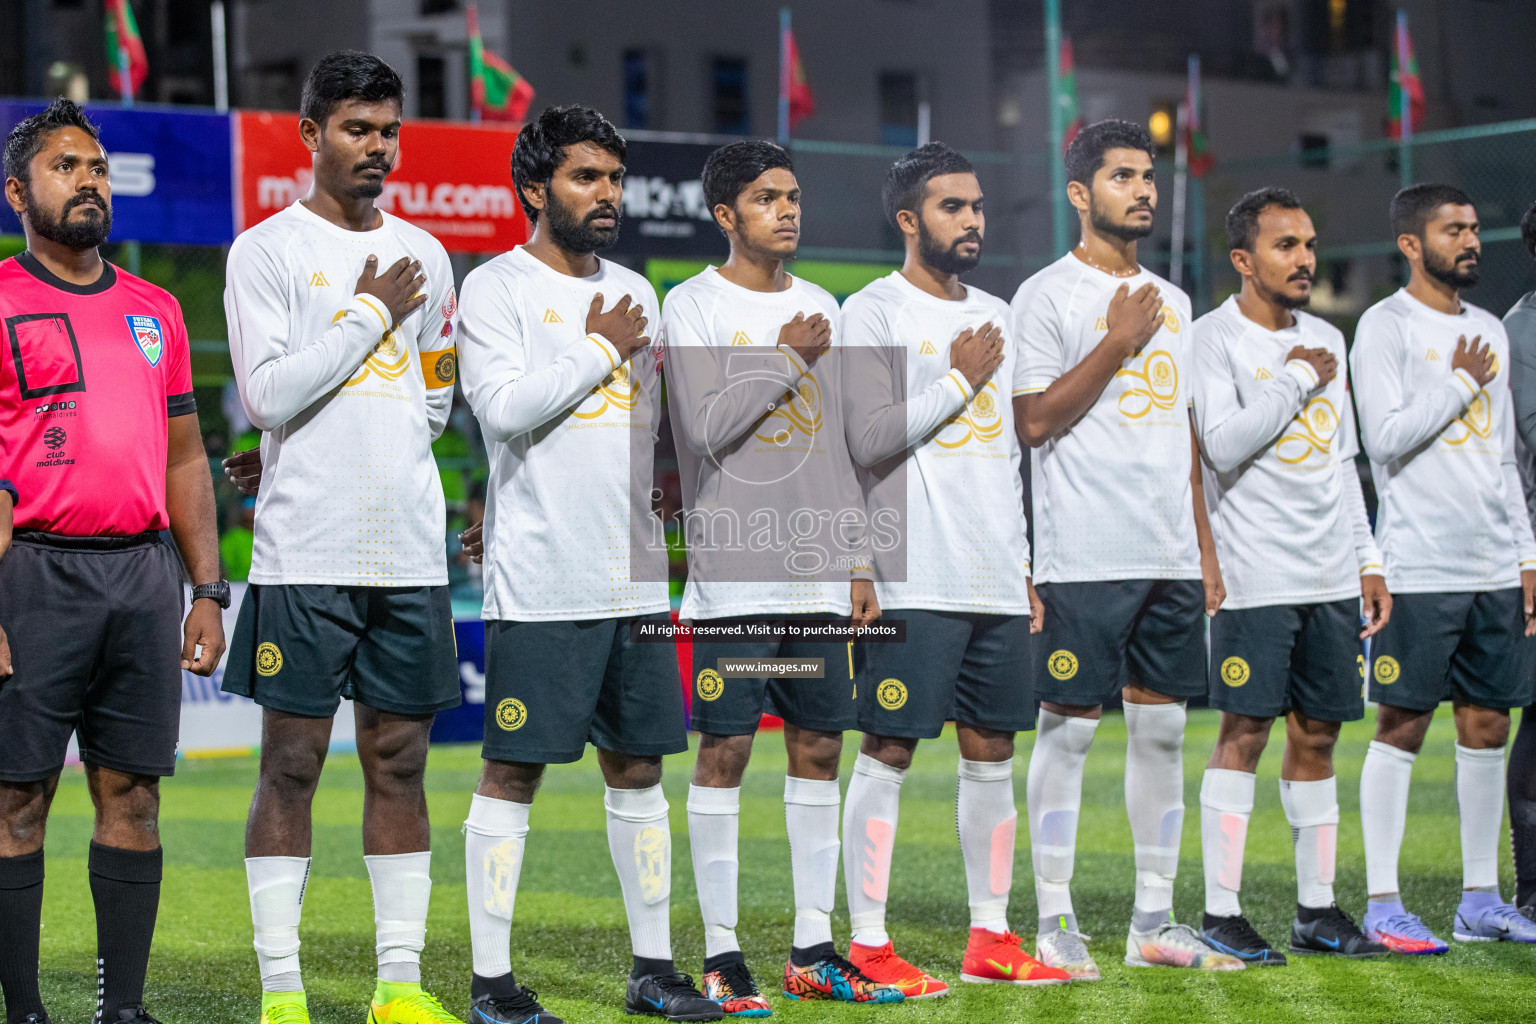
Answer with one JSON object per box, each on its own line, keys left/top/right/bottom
{"left": 193, "top": 580, "right": 232, "bottom": 609}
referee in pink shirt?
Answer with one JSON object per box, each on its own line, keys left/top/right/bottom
{"left": 0, "top": 100, "right": 225, "bottom": 1024}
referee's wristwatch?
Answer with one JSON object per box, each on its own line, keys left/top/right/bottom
{"left": 192, "top": 580, "right": 232, "bottom": 609}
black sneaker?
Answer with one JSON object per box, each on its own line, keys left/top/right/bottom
{"left": 471, "top": 982, "right": 565, "bottom": 1024}
{"left": 1519, "top": 903, "right": 1536, "bottom": 925}
{"left": 1290, "top": 904, "right": 1389, "bottom": 958}
{"left": 625, "top": 972, "right": 725, "bottom": 1022}
{"left": 19, "top": 1014, "right": 49, "bottom": 1024}
{"left": 1199, "top": 912, "right": 1288, "bottom": 966}
{"left": 94, "top": 1009, "right": 161, "bottom": 1024}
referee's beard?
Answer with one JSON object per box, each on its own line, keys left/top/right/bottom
{"left": 25, "top": 184, "right": 112, "bottom": 251}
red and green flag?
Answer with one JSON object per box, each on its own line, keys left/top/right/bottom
{"left": 1184, "top": 53, "right": 1213, "bottom": 176}
{"left": 1058, "top": 34, "right": 1082, "bottom": 152}
{"left": 1388, "top": 10, "right": 1425, "bottom": 138}
{"left": 104, "top": 0, "right": 148, "bottom": 99}
{"left": 467, "top": 4, "right": 534, "bottom": 123}
{"left": 783, "top": 26, "right": 815, "bottom": 128}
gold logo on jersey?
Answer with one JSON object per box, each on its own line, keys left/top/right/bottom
{"left": 308, "top": 272, "right": 330, "bottom": 287}
{"left": 542, "top": 308, "right": 564, "bottom": 324}
{"left": 1373, "top": 656, "right": 1401, "bottom": 685}
{"left": 755, "top": 373, "right": 823, "bottom": 444}
{"left": 1446, "top": 391, "right": 1494, "bottom": 445}
{"left": 1220, "top": 657, "right": 1251, "bottom": 688}
{"left": 876, "top": 678, "right": 908, "bottom": 710}
{"left": 1160, "top": 306, "right": 1180, "bottom": 333}
{"left": 936, "top": 381, "right": 1004, "bottom": 449}
{"left": 1047, "top": 650, "right": 1079, "bottom": 681}
{"left": 256, "top": 642, "right": 283, "bottom": 677}
{"left": 1255, "top": 366, "right": 1274, "bottom": 380}
{"left": 920, "top": 340, "right": 937, "bottom": 354}
{"left": 333, "top": 309, "right": 412, "bottom": 388}
{"left": 696, "top": 669, "right": 724, "bottom": 702}
{"left": 495, "top": 697, "right": 528, "bottom": 731}
{"left": 1116, "top": 349, "right": 1179, "bottom": 419}
{"left": 1276, "top": 398, "right": 1339, "bottom": 464}
{"left": 1094, "top": 316, "right": 1109, "bottom": 331}
{"left": 1425, "top": 349, "right": 1441, "bottom": 361}
{"left": 574, "top": 362, "right": 640, "bottom": 419}
{"left": 731, "top": 330, "right": 754, "bottom": 346}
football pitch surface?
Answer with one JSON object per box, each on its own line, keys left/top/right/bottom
{"left": 35, "top": 710, "right": 1533, "bottom": 1023}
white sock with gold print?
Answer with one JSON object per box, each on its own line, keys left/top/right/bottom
{"left": 606, "top": 785, "right": 673, "bottom": 959}
{"left": 464, "top": 793, "right": 529, "bottom": 980}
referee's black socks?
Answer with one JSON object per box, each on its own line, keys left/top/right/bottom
{"left": 0, "top": 848, "right": 46, "bottom": 1023}
{"left": 88, "top": 842, "right": 162, "bottom": 1019}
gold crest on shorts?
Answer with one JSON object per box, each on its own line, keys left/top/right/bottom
{"left": 876, "top": 678, "right": 908, "bottom": 711}
{"left": 1220, "top": 656, "right": 1250, "bottom": 687}
{"left": 255, "top": 642, "right": 283, "bottom": 677}
{"left": 1047, "top": 649, "right": 1079, "bottom": 681}
{"left": 1373, "top": 656, "right": 1401, "bottom": 685}
{"left": 696, "top": 668, "right": 724, "bottom": 702}
{"left": 495, "top": 697, "right": 528, "bottom": 731}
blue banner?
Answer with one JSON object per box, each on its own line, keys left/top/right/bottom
{"left": 0, "top": 102, "right": 233, "bottom": 246}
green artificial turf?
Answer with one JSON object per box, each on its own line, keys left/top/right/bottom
{"left": 33, "top": 710, "right": 1535, "bottom": 1022}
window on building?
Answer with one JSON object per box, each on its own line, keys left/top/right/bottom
{"left": 878, "top": 72, "right": 919, "bottom": 147}
{"left": 711, "top": 57, "right": 748, "bottom": 135}
{"left": 418, "top": 55, "right": 446, "bottom": 119}
{"left": 623, "top": 49, "right": 650, "bottom": 130}
{"left": 420, "top": 0, "right": 459, "bottom": 15}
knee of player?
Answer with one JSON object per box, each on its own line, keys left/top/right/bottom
{"left": 599, "top": 750, "right": 663, "bottom": 790}
{"left": 1455, "top": 705, "right": 1511, "bottom": 749}
{"left": 478, "top": 758, "right": 546, "bottom": 802}
{"left": 1213, "top": 715, "right": 1271, "bottom": 771}
{"left": 94, "top": 781, "right": 161, "bottom": 840}
{"left": 0, "top": 788, "right": 53, "bottom": 847}
{"left": 258, "top": 749, "right": 326, "bottom": 799}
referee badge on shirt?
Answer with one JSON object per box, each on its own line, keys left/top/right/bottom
{"left": 125, "top": 315, "right": 163, "bottom": 367}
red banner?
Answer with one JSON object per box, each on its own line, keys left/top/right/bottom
{"left": 233, "top": 111, "right": 528, "bottom": 253}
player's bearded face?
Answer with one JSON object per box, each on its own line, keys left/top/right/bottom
{"left": 1249, "top": 207, "right": 1316, "bottom": 311}
{"left": 545, "top": 183, "right": 621, "bottom": 255}
{"left": 24, "top": 180, "right": 112, "bottom": 251}
{"left": 914, "top": 174, "right": 985, "bottom": 276}
{"left": 918, "top": 215, "right": 982, "bottom": 275}
{"left": 1422, "top": 230, "right": 1480, "bottom": 288}
{"left": 1088, "top": 188, "right": 1155, "bottom": 242}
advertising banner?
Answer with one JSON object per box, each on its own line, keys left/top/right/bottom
{"left": 611, "top": 140, "right": 727, "bottom": 259}
{"left": 233, "top": 110, "right": 527, "bottom": 253}
{"left": 0, "top": 102, "right": 234, "bottom": 246}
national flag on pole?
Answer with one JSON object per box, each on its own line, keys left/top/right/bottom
{"left": 1059, "top": 34, "right": 1082, "bottom": 152}
{"left": 467, "top": 4, "right": 534, "bottom": 123}
{"left": 783, "top": 23, "right": 815, "bottom": 128}
{"left": 104, "top": 0, "right": 148, "bottom": 99}
{"left": 1184, "top": 54, "right": 1213, "bottom": 176}
{"left": 1388, "top": 10, "right": 1425, "bottom": 139}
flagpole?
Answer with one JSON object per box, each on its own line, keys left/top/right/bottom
{"left": 777, "top": 7, "right": 791, "bottom": 144}
{"left": 1397, "top": 9, "right": 1412, "bottom": 189}
{"left": 1044, "top": 0, "right": 1067, "bottom": 255}
{"left": 211, "top": 0, "right": 228, "bottom": 113}
{"left": 1188, "top": 54, "right": 1206, "bottom": 314}
{"left": 1170, "top": 97, "right": 1188, "bottom": 289}
{"left": 118, "top": 44, "right": 133, "bottom": 108}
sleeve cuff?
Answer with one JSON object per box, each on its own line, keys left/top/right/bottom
{"left": 585, "top": 333, "right": 621, "bottom": 373}
{"left": 778, "top": 343, "right": 810, "bottom": 376}
{"left": 1283, "top": 358, "right": 1321, "bottom": 391}
{"left": 352, "top": 294, "right": 392, "bottom": 333}
{"left": 0, "top": 480, "right": 16, "bottom": 506}
{"left": 166, "top": 391, "right": 198, "bottom": 417}
{"left": 849, "top": 564, "right": 874, "bottom": 582}
{"left": 1359, "top": 564, "right": 1385, "bottom": 577}
{"left": 946, "top": 369, "right": 975, "bottom": 403}
{"left": 1451, "top": 368, "right": 1480, "bottom": 401}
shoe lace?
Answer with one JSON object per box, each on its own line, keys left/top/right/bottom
{"left": 653, "top": 972, "right": 703, "bottom": 996}
{"left": 1218, "top": 915, "right": 1270, "bottom": 949}
{"left": 489, "top": 986, "right": 544, "bottom": 1016}
{"left": 998, "top": 930, "right": 1024, "bottom": 948}
{"left": 1378, "top": 911, "right": 1436, "bottom": 939}
{"left": 263, "top": 1004, "right": 309, "bottom": 1024}
{"left": 396, "top": 991, "right": 460, "bottom": 1022}
{"left": 1044, "top": 927, "right": 1092, "bottom": 959}
{"left": 1159, "top": 922, "right": 1211, "bottom": 948}
{"left": 825, "top": 952, "right": 880, "bottom": 986}
{"left": 717, "top": 961, "right": 760, "bottom": 998}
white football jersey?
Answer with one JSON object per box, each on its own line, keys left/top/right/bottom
{"left": 224, "top": 201, "right": 456, "bottom": 587}
{"left": 661, "top": 267, "right": 869, "bottom": 620}
{"left": 457, "top": 246, "right": 670, "bottom": 620}
{"left": 840, "top": 271, "right": 1032, "bottom": 614}
{"left": 1350, "top": 289, "right": 1536, "bottom": 593}
{"left": 1012, "top": 253, "right": 1200, "bottom": 583}
{"left": 1192, "top": 296, "right": 1381, "bottom": 609}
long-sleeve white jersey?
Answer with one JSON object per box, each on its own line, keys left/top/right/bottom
{"left": 1350, "top": 288, "right": 1536, "bottom": 593}
{"left": 661, "top": 267, "right": 870, "bottom": 620}
{"left": 1191, "top": 296, "right": 1381, "bottom": 609}
{"left": 457, "top": 246, "right": 670, "bottom": 621}
{"left": 224, "top": 201, "right": 456, "bottom": 586}
{"left": 1011, "top": 253, "right": 1200, "bottom": 583}
{"left": 840, "top": 272, "right": 1032, "bottom": 614}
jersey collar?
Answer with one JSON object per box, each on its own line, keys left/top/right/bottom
{"left": 15, "top": 249, "right": 117, "bottom": 295}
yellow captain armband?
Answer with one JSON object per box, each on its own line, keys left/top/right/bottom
{"left": 421, "top": 347, "right": 457, "bottom": 389}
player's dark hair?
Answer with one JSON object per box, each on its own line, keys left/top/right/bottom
{"left": 881, "top": 142, "right": 974, "bottom": 230}
{"left": 1520, "top": 200, "right": 1536, "bottom": 260}
{"left": 1064, "top": 119, "right": 1155, "bottom": 186}
{"left": 3, "top": 98, "right": 100, "bottom": 184}
{"left": 299, "top": 51, "right": 404, "bottom": 127}
{"left": 702, "top": 140, "right": 794, "bottom": 232}
{"left": 1390, "top": 183, "right": 1473, "bottom": 240}
{"left": 511, "top": 105, "right": 627, "bottom": 222}
{"left": 1226, "top": 187, "right": 1304, "bottom": 251}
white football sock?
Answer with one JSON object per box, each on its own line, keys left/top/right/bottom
{"left": 784, "top": 776, "right": 840, "bottom": 950}
{"left": 464, "top": 793, "right": 530, "bottom": 980}
{"left": 1455, "top": 744, "right": 1507, "bottom": 891}
{"left": 1124, "top": 701, "right": 1187, "bottom": 919}
{"left": 1027, "top": 710, "right": 1098, "bottom": 930}
{"left": 957, "top": 757, "right": 1016, "bottom": 934}
{"left": 842, "top": 753, "right": 905, "bottom": 947}
{"left": 364, "top": 851, "right": 432, "bottom": 983}
{"left": 245, "top": 855, "right": 310, "bottom": 993}
{"left": 1279, "top": 776, "right": 1338, "bottom": 909}
{"left": 606, "top": 785, "right": 673, "bottom": 959}
{"left": 686, "top": 784, "right": 740, "bottom": 959}
{"left": 1361, "top": 739, "right": 1415, "bottom": 897}
{"left": 1200, "top": 769, "right": 1255, "bottom": 918}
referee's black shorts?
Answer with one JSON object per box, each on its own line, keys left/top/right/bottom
{"left": 0, "top": 530, "right": 184, "bottom": 782}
